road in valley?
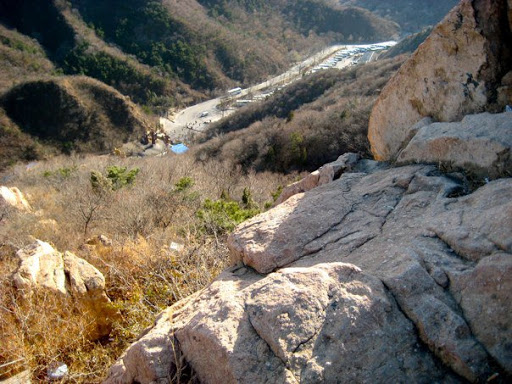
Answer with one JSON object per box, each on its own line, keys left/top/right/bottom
{"left": 160, "top": 41, "right": 395, "bottom": 141}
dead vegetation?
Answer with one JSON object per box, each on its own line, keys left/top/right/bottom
{"left": 0, "top": 153, "right": 298, "bottom": 382}
{"left": 0, "top": 24, "right": 55, "bottom": 93}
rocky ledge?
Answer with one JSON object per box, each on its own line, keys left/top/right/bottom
{"left": 105, "top": 158, "right": 511, "bottom": 383}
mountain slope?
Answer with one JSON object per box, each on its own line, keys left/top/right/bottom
{"left": 0, "top": 0, "right": 196, "bottom": 111}
{"left": 1, "top": 76, "right": 151, "bottom": 157}
{"left": 0, "top": 22, "right": 152, "bottom": 169}
{"left": 0, "top": 24, "right": 55, "bottom": 92}
{"left": 0, "top": 0, "right": 399, "bottom": 98}
{"left": 0, "top": 25, "right": 57, "bottom": 169}
{"left": 337, "top": 0, "right": 458, "bottom": 33}
{"left": 0, "top": 0, "right": 400, "bottom": 170}
{"left": 195, "top": 56, "right": 406, "bottom": 173}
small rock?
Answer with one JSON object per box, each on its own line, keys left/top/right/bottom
{"left": 13, "top": 240, "right": 118, "bottom": 340}
{"left": 1, "top": 369, "right": 31, "bottom": 384}
{"left": 275, "top": 153, "right": 359, "bottom": 205}
{"left": 85, "top": 234, "right": 113, "bottom": 247}
{"left": 47, "top": 362, "right": 68, "bottom": 381}
{"left": 169, "top": 242, "right": 184, "bottom": 252}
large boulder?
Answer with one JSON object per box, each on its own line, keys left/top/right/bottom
{"left": 13, "top": 240, "right": 117, "bottom": 339}
{"left": 368, "top": 0, "right": 512, "bottom": 160}
{"left": 105, "top": 162, "right": 512, "bottom": 383}
{"left": 396, "top": 112, "right": 512, "bottom": 179}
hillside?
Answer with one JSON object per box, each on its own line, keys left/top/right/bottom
{"left": 0, "top": 21, "right": 156, "bottom": 169}
{"left": 0, "top": 24, "right": 55, "bottom": 92}
{"left": 0, "top": 0, "right": 401, "bottom": 170}
{"left": 2, "top": 76, "right": 150, "bottom": 152}
{"left": 0, "top": 0, "right": 196, "bottom": 111}
{"left": 0, "top": 0, "right": 399, "bottom": 99}
{"left": 380, "top": 27, "right": 432, "bottom": 59}
{"left": 70, "top": 0, "right": 398, "bottom": 87}
{"left": 104, "top": 1, "right": 512, "bottom": 383}
{"left": 0, "top": 26, "right": 58, "bottom": 169}
{"left": 337, "top": 0, "right": 458, "bottom": 33}
{"left": 195, "top": 56, "right": 406, "bottom": 173}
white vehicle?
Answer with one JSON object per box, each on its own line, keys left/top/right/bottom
{"left": 199, "top": 111, "right": 209, "bottom": 118}
{"left": 227, "top": 87, "right": 242, "bottom": 97}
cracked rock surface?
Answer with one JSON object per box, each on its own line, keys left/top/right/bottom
{"left": 104, "top": 162, "right": 512, "bottom": 383}
{"left": 368, "top": 0, "right": 512, "bottom": 161}
{"left": 396, "top": 112, "right": 512, "bottom": 179}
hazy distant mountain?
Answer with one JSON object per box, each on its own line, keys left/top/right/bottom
{"left": 337, "top": 0, "right": 458, "bottom": 33}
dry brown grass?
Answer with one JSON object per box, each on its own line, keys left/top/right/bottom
{"left": 0, "top": 152, "right": 296, "bottom": 382}
{"left": 0, "top": 24, "right": 55, "bottom": 93}
{"left": 1, "top": 76, "right": 152, "bottom": 161}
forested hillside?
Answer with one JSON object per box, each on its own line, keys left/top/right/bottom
{"left": 0, "top": 0, "right": 399, "bottom": 100}
{"left": 0, "top": 0, "right": 196, "bottom": 111}
{"left": 0, "top": 0, "right": 400, "bottom": 168}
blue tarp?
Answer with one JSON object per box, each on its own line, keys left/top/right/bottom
{"left": 170, "top": 143, "right": 189, "bottom": 154}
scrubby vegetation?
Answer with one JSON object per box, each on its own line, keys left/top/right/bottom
{"left": 0, "top": 0, "right": 193, "bottom": 111}
{"left": 380, "top": 27, "right": 432, "bottom": 59}
{"left": 0, "top": 24, "right": 55, "bottom": 92}
{"left": 196, "top": 55, "right": 406, "bottom": 173}
{"left": 0, "top": 109, "right": 51, "bottom": 171}
{"left": 0, "top": 22, "right": 158, "bottom": 170}
{"left": 0, "top": 153, "right": 299, "bottom": 382}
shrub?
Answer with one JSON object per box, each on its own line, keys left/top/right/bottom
{"left": 91, "top": 165, "right": 140, "bottom": 192}
{"left": 174, "top": 176, "right": 194, "bottom": 192}
{"left": 105, "top": 166, "right": 140, "bottom": 190}
{"left": 43, "top": 166, "right": 77, "bottom": 179}
{"left": 197, "top": 198, "right": 260, "bottom": 235}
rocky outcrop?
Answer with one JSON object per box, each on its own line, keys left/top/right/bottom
{"left": 396, "top": 112, "right": 512, "bottom": 179}
{"left": 86, "top": 234, "right": 113, "bottom": 247}
{"left": 0, "top": 186, "right": 31, "bottom": 212}
{"left": 13, "top": 240, "right": 117, "bottom": 339}
{"left": 104, "top": 1, "right": 512, "bottom": 382}
{"left": 274, "top": 153, "right": 359, "bottom": 205}
{"left": 368, "top": 0, "right": 512, "bottom": 160}
{"left": 105, "top": 160, "right": 512, "bottom": 383}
